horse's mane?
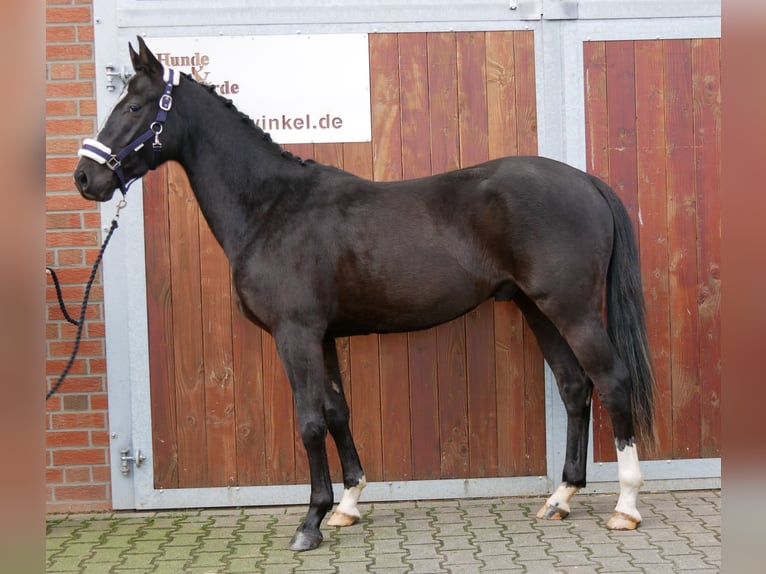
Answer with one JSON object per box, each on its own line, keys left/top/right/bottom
{"left": 184, "top": 72, "right": 314, "bottom": 167}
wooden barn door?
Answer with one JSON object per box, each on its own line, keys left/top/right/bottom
{"left": 582, "top": 38, "right": 721, "bottom": 463}
{"left": 141, "top": 31, "right": 548, "bottom": 492}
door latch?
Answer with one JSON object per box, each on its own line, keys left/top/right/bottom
{"left": 105, "top": 64, "right": 133, "bottom": 91}
{"left": 120, "top": 448, "right": 146, "bottom": 476}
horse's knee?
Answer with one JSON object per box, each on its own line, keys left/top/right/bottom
{"left": 299, "top": 418, "right": 327, "bottom": 449}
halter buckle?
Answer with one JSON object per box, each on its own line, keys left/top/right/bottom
{"left": 159, "top": 94, "right": 173, "bottom": 111}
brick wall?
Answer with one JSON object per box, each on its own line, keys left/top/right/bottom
{"left": 46, "top": 0, "right": 112, "bottom": 512}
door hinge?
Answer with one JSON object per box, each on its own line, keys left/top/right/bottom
{"left": 120, "top": 448, "right": 146, "bottom": 476}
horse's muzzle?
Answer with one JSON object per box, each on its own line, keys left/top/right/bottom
{"left": 73, "top": 159, "right": 117, "bottom": 202}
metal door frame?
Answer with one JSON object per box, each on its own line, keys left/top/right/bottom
{"left": 91, "top": 0, "right": 721, "bottom": 509}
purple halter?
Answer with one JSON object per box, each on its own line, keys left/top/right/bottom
{"left": 77, "top": 68, "right": 180, "bottom": 196}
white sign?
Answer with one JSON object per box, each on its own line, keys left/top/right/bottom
{"left": 148, "top": 34, "right": 371, "bottom": 144}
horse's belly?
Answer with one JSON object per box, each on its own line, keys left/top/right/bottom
{"left": 331, "top": 273, "right": 494, "bottom": 336}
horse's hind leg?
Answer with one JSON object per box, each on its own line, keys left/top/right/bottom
{"left": 516, "top": 294, "right": 593, "bottom": 521}
{"left": 552, "top": 314, "right": 644, "bottom": 530}
{"left": 321, "top": 337, "right": 367, "bottom": 527}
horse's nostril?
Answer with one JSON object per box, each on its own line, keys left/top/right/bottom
{"left": 75, "top": 169, "right": 88, "bottom": 192}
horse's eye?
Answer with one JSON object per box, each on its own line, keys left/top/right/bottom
{"left": 128, "top": 103, "right": 142, "bottom": 113}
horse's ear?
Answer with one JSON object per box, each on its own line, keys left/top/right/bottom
{"left": 129, "top": 36, "right": 163, "bottom": 77}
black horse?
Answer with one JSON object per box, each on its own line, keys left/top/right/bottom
{"left": 74, "top": 37, "right": 655, "bottom": 551}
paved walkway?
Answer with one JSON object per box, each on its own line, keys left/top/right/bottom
{"left": 46, "top": 490, "right": 720, "bottom": 573}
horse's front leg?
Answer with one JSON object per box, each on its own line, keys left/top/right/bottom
{"left": 275, "top": 325, "right": 333, "bottom": 551}
{"left": 321, "top": 337, "right": 366, "bottom": 527}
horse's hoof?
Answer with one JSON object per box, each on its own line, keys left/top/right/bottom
{"left": 606, "top": 511, "right": 640, "bottom": 530}
{"left": 536, "top": 503, "right": 570, "bottom": 520}
{"left": 288, "top": 529, "right": 323, "bottom": 551}
{"left": 327, "top": 510, "right": 359, "bottom": 527}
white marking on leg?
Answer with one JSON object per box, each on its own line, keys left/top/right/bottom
{"left": 327, "top": 475, "right": 366, "bottom": 527}
{"left": 608, "top": 442, "right": 643, "bottom": 528}
{"left": 537, "top": 482, "right": 580, "bottom": 519}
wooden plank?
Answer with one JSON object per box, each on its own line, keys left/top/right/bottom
{"left": 485, "top": 31, "right": 525, "bottom": 477}
{"left": 349, "top": 334, "right": 383, "bottom": 481}
{"left": 370, "top": 33, "right": 403, "bottom": 183}
{"left": 456, "top": 31, "right": 498, "bottom": 478}
{"left": 426, "top": 31, "right": 469, "bottom": 479}
{"left": 167, "top": 162, "right": 208, "bottom": 487}
{"left": 513, "top": 30, "right": 546, "bottom": 476}
{"left": 198, "top": 211, "right": 237, "bottom": 487}
{"left": 378, "top": 334, "right": 412, "bottom": 481}
{"left": 583, "top": 42, "right": 610, "bottom": 181}
{"left": 398, "top": 32, "right": 432, "bottom": 177}
{"left": 456, "top": 31, "right": 489, "bottom": 167}
{"left": 634, "top": 39, "right": 673, "bottom": 460}
{"left": 341, "top": 139, "right": 384, "bottom": 483}
{"left": 486, "top": 31, "right": 519, "bottom": 160}
{"left": 664, "top": 39, "right": 701, "bottom": 459}
{"left": 262, "top": 331, "right": 296, "bottom": 484}
{"left": 143, "top": 166, "right": 179, "bottom": 489}
{"left": 398, "top": 31, "right": 443, "bottom": 480}
{"left": 369, "top": 33, "right": 414, "bottom": 482}
{"left": 514, "top": 31, "right": 539, "bottom": 158}
{"left": 691, "top": 38, "right": 721, "bottom": 458}
{"left": 583, "top": 41, "right": 614, "bottom": 462}
{"left": 231, "top": 311, "right": 268, "bottom": 485}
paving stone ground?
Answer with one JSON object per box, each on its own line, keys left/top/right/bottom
{"left": 46, "top": 489, "right": 720, "bottom": 573}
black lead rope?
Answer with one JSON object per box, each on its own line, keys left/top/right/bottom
{"left": 46, "top": 200, "right": 126, "bottom": 400}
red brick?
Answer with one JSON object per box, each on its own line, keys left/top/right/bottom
{"left": 54, "top": 484, "right": 107, "bottom": 501}
{"left": 46, "top": 358, "right": 87, "bottom": 376}
{"left": 55, "top": 249, "right": 85, "bottom": 265}
{"left": 47, "top": 174, "right": 78, "bottom": 193}
{"left": 77, "top": 25, "right": 94, "bottom": 43}
{"left": 89, "top": 394, "right": 108, "bottom": 411}
{"left": 78, "top": 61, "right": 95, "bottom": 80}
{"left": 49, "top": 340, "right": 104, "bottom": 358}
{"left": 46, "top": 230, "right": 99, "bottom": 248}
{"left": 46, "top": 44, "right": 92, "bottom": 61}
{"left": 82, "top": 211, "right": 101, "bottom": 228}
{"left": 47, "top": 155, "right": 80, "bottom": 174}
{"left": 48, "top": 376, "right": 104, "bottom": 394}
{"left": 46, "top": 212, "right": 82, "bottom": 229}
{"left": 64, "top": 467, "right": 92, "bottom": 482}
{"left": 91, "top": 430, "right": 110, "bottom": 446}
{"left": 79, "top": 98, "right": 97, "bottom": 116}
{"left": 47, "top": 81, "right": 93, "bottom": 98}
{"left": 86, "top": 321, "right": 105, "bottom": 338}
{"left": 91, "top": 466, "right": 111, "bottom": 482}
{"left": 51, "top": 412, "right": 105, "bottom": 430}
{"left": 52, "top": 448, "right": 106, "bottom": 466}
{"left": 48, "top": 61, "right": 77, "bottom": 80}
{"left": 46, "top": 192, "right": 96, "bottom": 211}
{"left": 46, "top": 7, "right": 91, "bottom": 24}
{"left": 46, "top": 430, "right": 89, "bottom": 448}
{"left": 46, "top": 395, "right": 62, "bottom": 412}
{"left": 46, "top": 118, "right": 95, "bottom": 135}
{"left": 47, "top": 138, "right": 81, "bottom": 154}
{"left": 44, "top": 264, "right": 95, "bottom": 284}
{"left": 46, "top": 467, "right": 64, "bottom": 483}
{"left": 47, "top": 25, "right": 76, "bottom": 43}
{"left": 88, "top": 358, "right": 107, "bottom": 373}
{"left": 46, "top": 99, "right": 78, "bottom": 116}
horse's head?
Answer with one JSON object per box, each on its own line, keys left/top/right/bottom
{"left": 74, "top": 36, "right": 177, "bottom": 201}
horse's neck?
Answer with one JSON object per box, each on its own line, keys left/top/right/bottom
{"left": 175, "top": 86, "right": 308, "bottom": 258}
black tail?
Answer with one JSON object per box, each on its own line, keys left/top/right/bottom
{"left": 590, "top": 175, "right": 656, "bottom": 449}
